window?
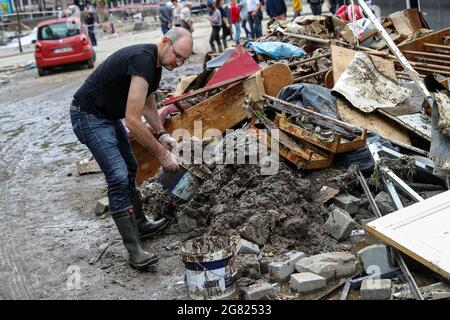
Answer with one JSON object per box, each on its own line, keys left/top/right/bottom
{"left": 38, "top": 22, "right": 80, "bottom": 40}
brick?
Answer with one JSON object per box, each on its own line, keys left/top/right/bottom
{"left": 290, "top": 272, "right": 326, "bottom": 293}
{"left": 324, "top": 205, "right": 355, "bottom": 241}
{"left": 243, "top": 282, "right": 280, "bottom": 300}
{"left": 360, "top": 279, "right": 391, "bottom": 300}
{"left": 237, "top": 239, "right": 260, "bottom": 255}
{"left": 333, "top": 193, "right": 360, "bottom": 215}
{"left": 94, "top": 197, "right": 109, "bottom": 215}
{"left": 268, "top": 251, "right": 305, "bottom": 282}
{"left": 295, "top": 252, "right": 356, "bottom": 282}
{"left": 358, "top": 244, "right": 395, "bottom": 275}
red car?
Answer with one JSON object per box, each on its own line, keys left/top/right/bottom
{"left": 34, "top": 17, "right": 96, "bottom": 76}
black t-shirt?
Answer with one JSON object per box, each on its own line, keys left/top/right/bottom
{"left": 74, "top": 43, "right": 162, "bottom": 120}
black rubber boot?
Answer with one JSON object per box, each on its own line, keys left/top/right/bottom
{"left": 130, "top": 190, "right": 170, "bottom": 240}
{"left": 111, "top": 207, "right": 158, "bottom": 270}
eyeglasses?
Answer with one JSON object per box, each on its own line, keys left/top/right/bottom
{"left": 169, "top": 39, "right": 190, "bottom": 64}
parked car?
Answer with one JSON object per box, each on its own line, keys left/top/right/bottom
{"left": 34, "top": 17, "right": 96, "bottom": 76}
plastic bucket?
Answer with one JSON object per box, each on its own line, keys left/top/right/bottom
{"left": 180, "top": 235, "right": 237, "bottom": 300}
{"left": 157, "top": 167, "right": 199, "bottom": 200}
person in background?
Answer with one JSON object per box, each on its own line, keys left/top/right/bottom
{"left": 216, "top": 0, "right": 232, "bottom": 49}
{"left": 266, "top": 0, "right": 287, "bottom": 20}
{"left": 171, "top": 0, "right": 183, "bottom": 27}
{"left": 308, "top": 0, "right": 323, "bottom": 15}
{"left": 230, "top": 0, "right": 241, "bottom": 45}
{"left": 329, "top": 0, "right": 344, "bottom": 14}
{"left": 257, "top": 0, "right": 264, "bottom": 33}
{"left": 158, "top": 1, "right": 173, "bottom": 34}
{"left": 293, "top": 0, "right": 302, "bottom": 18}
{"left": 238, "top": 0, "right": 250, "bottom": 39}
{"left": 336, "top": 4, "right": 364, "bottom": 21}
{"left": 85, "top": 11, "right": 97, "bottom": 46}
{"left": 207, "top": 0, "right": 223, "bottom": 53}
{"left": 247, "top": 0, "right": 262, "bottom": 39}
{"left": 180, "top": 1, "right": 194, "bottom": 33}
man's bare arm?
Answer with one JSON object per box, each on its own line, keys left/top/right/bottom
{"left": 125, "top": 76, "right": 167, "bottom": 159}
{"left": 142, "top": 93, "right": 165, "bottom": 135}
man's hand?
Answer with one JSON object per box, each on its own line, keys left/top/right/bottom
{"left": 159, "top": 152, "right": 179, "bottom": 172}
{"left": 159, "top": 133, "right": 178, "bottom": 150}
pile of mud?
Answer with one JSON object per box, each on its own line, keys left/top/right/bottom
{"left": 141, "top": 130, "right": 357, "bottom": 255}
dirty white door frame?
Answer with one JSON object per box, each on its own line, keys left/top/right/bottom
{"left": 366, "top": 190, "right": 450, "bottom": 280}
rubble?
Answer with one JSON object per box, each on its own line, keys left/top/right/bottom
{"left": 243, "top": 282, "right": 280, "bottom": 300}
{"left": 235, "top": 254, "right": 262, "bottom": 280}
{"left": 323, "top": 205, "right": 355, "bottom": 241}
{"left": 94, "top": 197, "right": 110, "bottom": 216}
{"left": 295, "top": 252, "right": 356, "bottom": 282}
{"left": 358, "top": 244, "right": 396, "bottom": 275}
{"left": 132, "top": 2, "right": 450, "bottom": 300}
{"left": 290, "top": 272, "right": 327, "bottom": 294}
{"left": 237, "top": 239, "right": 260, "bottom": 255}
{"left": 268, "top": 251, "right": 305, "bottom": 282}
{"left": 360, "top": 279, "right": 392, "bottom": 300}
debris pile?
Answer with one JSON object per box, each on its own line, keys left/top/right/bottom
{"left": 110, "top": 2, "right": 450, "bottom": 300}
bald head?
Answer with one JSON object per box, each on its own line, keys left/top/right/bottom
{"left": 158, "top": 27, "right": 193, "bottom": 70}
{"left": 164, "top": 27, "right": 193, "bottom": 50}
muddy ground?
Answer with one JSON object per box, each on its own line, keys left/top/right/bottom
{"left": 0, "top": 46, "right": 205, "bottom": 299}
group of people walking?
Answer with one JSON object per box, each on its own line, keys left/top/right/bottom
{"left": 158, "top": 0, "right": 194, "bottom": 35}
{"left": 207, "top": 0, "right": 264, "bottom": 53}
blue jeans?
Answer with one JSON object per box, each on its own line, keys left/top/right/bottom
{"left": 70, "top": 106, "right": 137, "bottom": 212}
{"left": 233, "top": 22, "right": 241, "bottom": 44}
{"left": 161, "top": 23, "right": 170, "bottom": 35}
{"left": 247, "top": 12, "right": 262, "bottom": 39}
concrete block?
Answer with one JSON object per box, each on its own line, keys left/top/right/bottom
{"left": 373, "top": 191, "right": 395, "bottom": 215}
{"left": 260, "top": 256, "right": 277, "bottom": 274}
{"left": 358, "top": 244, "right": 395, "bottom": 275}
{"left": 290, "top": 272, "right": 326, "bottom": 293}
{"left": 295, "top": 252, "right": 356, "bottom": 282}
{"left": 76, "top": 158, "right": 102, "bottom": 175}
{"left": 333, "top": 193, "right": 360, "bottom": 215}
{"left": 237, "top": 239, "right": 260, "bottom": 255}
{"left": 94, "top": 197, "right": 109, "bottom": 215}
{"left": 235, "top": 254, "right": 261, "bottom": 279}
{"left": 243, "top": 282, "right": 280, "bottom": 300}
{"left": 360, "top": 279, "right": 391, "bottom": 300}
{"left": 269, "top": 251, "right": 305, "bottom": 282}
{"left": 324, "top": 205, "right": 355, "bottom": 241}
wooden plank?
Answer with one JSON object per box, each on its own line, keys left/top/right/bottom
{"left": 261, "top": 62, "right": 293, "bottom": 97}
{"left": 366, "top": 190, "right": 450, "bottom": 281}
{"left": 331, "top": 45, "right": 411, "bottom": 145}
{"left": 399, "top": 27, "right": 450, "bottom": 60}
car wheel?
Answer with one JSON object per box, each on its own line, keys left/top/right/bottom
{"left": 87, "top": 57, "right": 94, "bottom": 69}
{"left": 37, "top": 67, "right": 46, "bottom": 77}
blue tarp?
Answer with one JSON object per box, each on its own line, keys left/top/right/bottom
{"left": 246, "top": 41, "right": 306, "bottom": 60}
